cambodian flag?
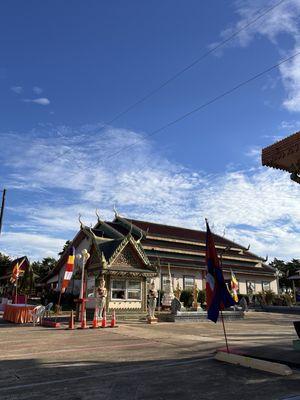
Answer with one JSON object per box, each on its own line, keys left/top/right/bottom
{"left": 205, "top": 220, "right": 235, "bottom": 323}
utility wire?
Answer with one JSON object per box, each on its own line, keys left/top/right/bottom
{"left": 67, "top": 49, "right": 300, "bottom": 174}
{"left": 32, "top": 0, "right": 286, "bottom": 176}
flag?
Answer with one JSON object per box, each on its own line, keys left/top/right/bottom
{"left": 61, "top": 247, "right": 75, "bottom": 293}
{"left": 10, "top": 258, "right": 26, "bottom": 283}
{"left": 230, "top": 269, "right": 239, "bottom": 303}
{"left": 10, "top": 263, "right": 20, "bottom": 283}
{"left": 205, "top": 220, "right": 235, "bottom": 323}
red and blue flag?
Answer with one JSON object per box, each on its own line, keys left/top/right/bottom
{"left": 205, "top": 220, "right": 235, "bottom": 323}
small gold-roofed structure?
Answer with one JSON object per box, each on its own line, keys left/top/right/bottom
{"left": 262, "top": 131, "right": 300, "bottom": 184}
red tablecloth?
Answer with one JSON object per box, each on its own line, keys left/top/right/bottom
{"left": 3, "top": 304, "right": 35, "bottom": 324}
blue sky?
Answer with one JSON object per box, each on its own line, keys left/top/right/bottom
{"left": 1, "top": 0, "right": 300, "bottom": 260}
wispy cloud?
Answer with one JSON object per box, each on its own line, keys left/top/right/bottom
{"left": 22, "top": 97, "right": 50, "bottom": 106}
{"left": 33, "top": 86, "right": 43, "bottom": 95}
{"left": 0, "top": 231, "right": 66, "bottom": 260}
{"left": 1, "top": 123, "right": 300, "bottom": 261}
{"left": 214, "top": 0, "right": 300, "bottom": 112}
{"left": 11, "top": 86, "right": 23, "bottom": 94}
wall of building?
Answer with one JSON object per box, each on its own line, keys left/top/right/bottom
{"left": 151, "top": 267, "right": 278, "bottom": 295}
{"left": 225, "top": 273, "right": 278, "bottom": 295}
{"left": 86, "top": 275, "right": 147, "bottom": 312}
{"left": 152, "top": 267, "right": 203, "bottom": 291}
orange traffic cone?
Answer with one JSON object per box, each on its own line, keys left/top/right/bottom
{"left": 101, "top": 308, "right": 107, "bottom": 328}
{"left": 79, "top": 309, "right": 88, "bottom": 329}
{"left": 110, "top": 310, "right": 117, "bottom": 328}
{"left": 68, "top": 310, "right": 75, "bottom": 330}
{"left": 92, "top": 307, "right": 99, "bottom": 329}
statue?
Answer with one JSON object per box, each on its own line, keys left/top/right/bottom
{"left": 96, "top": 276, "right": 107, "bottom": 320}
{"left": 148, "top": 281, "right": 158, "bottom": 323}
{"left": 174, "top": 281, "right": 182, "bottom": 299}
{"left": 171, "top": 297, "right": 182, "bottom": 315}
{"left": 192, "top": 283, "right": 199, "bottom": 309}
{"left": 247, "top": 281, "right": 255, "bottom": 305}
{"left": 162, "top": 264, "right": 175, "bottom": 308}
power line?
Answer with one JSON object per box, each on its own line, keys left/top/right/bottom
{"left": 32, "top": 0, "right": 286, "bottom": 176}
{"left": 67, "top": 49, "right": 300, "bottom": 174}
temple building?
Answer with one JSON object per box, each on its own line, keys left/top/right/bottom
{"left": 46, "top": 212, "right": 278, "bottom": 313}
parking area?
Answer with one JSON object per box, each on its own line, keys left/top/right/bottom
{"left": 0, "top": 312, "right": 299, "bottom": 400}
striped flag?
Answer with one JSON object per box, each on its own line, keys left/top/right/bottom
{"left": 10, "top": 258, "right": 26, "bottom": 283}
{"left": 10, "top": 263, "right": 20, "bottom": 283}
{"left": 61, "top": 247, "right": 75, "bottom": 293}
{"left": 230, "top": 270, "right": 239, "bottom": 303}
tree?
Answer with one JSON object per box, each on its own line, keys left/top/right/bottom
{"left": 58, "top": 240, "right": 71, "bottom": 256}
{"left": 269, "top": 258, "right": 300, "bottom": 290}
{"left": 0, "top": 252, "right": 12, "bottom": 277}
{"left": 19, "top": 264, "right": 35, "bottom": 296}
{"left": 32, "top": 257, "right": 57, "bottom": 281}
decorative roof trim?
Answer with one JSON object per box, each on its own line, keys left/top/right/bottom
{"left": 107, "top": 235, "right": 153, "bottom": 270}
{"left": 143, "top": 245, "right": 262, "bottom": 264}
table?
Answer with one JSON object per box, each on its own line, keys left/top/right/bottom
{"left": 3, "top": 304, "right": 36, "bottom": 324}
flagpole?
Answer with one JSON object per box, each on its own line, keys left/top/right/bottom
{"left": 220, "top": 252, "right": 230, "bottom": 353}
{"left": 220, "top": 310, "right": 229, "bottom": 353}
{"left": 15, "top": 276, "right": 18, "bottom": 304}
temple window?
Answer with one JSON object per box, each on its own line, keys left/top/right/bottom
{"left": 262, "top": 281, "right": 270, "bottom": 291}
{"left": 127, "top": 281, "right": 141, "bottom": 300}
{"left": 183, "top": 276, "right": 195, "bottom": 290}
{"left": 111, "top": 279, "right": 141, "bottom": 301}
{"left": 246, "top": 281, "right": 255, "bottom": 294}
{"left": 111, "top": 280, "right": 126, "bottom": 299}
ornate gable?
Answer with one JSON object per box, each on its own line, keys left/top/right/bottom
{"left": 112, "top": 243, "right": 144, "bottom": 269}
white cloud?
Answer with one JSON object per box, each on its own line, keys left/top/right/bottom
{"left": 215, "top": 0, "right": 300, "bottom": 112}
{"left": 0, "top": 231, "right": 65, "bottom": 261}
{"left": 1, "top": 124, "right": 300, "bottom": 261}
{"left": 33, "top": 86, "right": 43, "bottom": 94}
{"left": 11, "top": 86, "right": 23, "bottom": 94}
{"left": 22, "top": 97, "right": 50, "bottom": 106}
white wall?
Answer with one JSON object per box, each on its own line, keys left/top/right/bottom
{"left": 152, "top": 268, "right": 278, "bottom": 295}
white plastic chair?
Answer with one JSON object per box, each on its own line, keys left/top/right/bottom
{"left": 44, "top": 302, "right": 53, "bottom": 318}
{"left": 30, "top": 305, "right": 46, "bottom": 326}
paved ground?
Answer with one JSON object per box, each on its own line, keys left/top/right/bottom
{"left": 0, "top": 312, "right": 299, "bottom": 400}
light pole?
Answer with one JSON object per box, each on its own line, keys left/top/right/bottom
{"left": 77, "top": 249, "right": 90, "bottom": 322}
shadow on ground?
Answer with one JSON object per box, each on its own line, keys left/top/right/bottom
{"left": 0, "top": 355, "right": 299, "bottom": 400}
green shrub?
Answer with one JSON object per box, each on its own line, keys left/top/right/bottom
{"left": 237, "top": 294, "right": 249, "bottom": 304}
{"left": 273, "top": 295, "right": 284, "bottom": 306}
{"left": 264, "top": 290, "right": 276, "bottom": 305}
{"left": 281, "top": 293, "right": 293, "bottom": 306}
{"left": 197, "top": 289, "right": 206, "bottom": 305}
{"left": 256, "top": 292, "right": 266, "bottom": 306}
{"left": 180, "top": 289, "right": 193, "bottom": 308}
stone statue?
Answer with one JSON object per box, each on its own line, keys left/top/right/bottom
{"left": 162, "top": 264, "right": 175, "bottom": 308}
{"left": 171, "top": 297, "right": 182, "bottom": 315}
{"left": 247, "top": 281, "right": 255, "bottom": 305}
{"left": 148, "top": 281, "right": 158, "bottom": 320}
{"left": 96, "top": 276, "right": 107, "bottom": 319}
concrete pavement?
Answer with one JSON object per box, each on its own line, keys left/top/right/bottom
{"left": 0, "top": 312, "right": 299, "bottom": 399}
